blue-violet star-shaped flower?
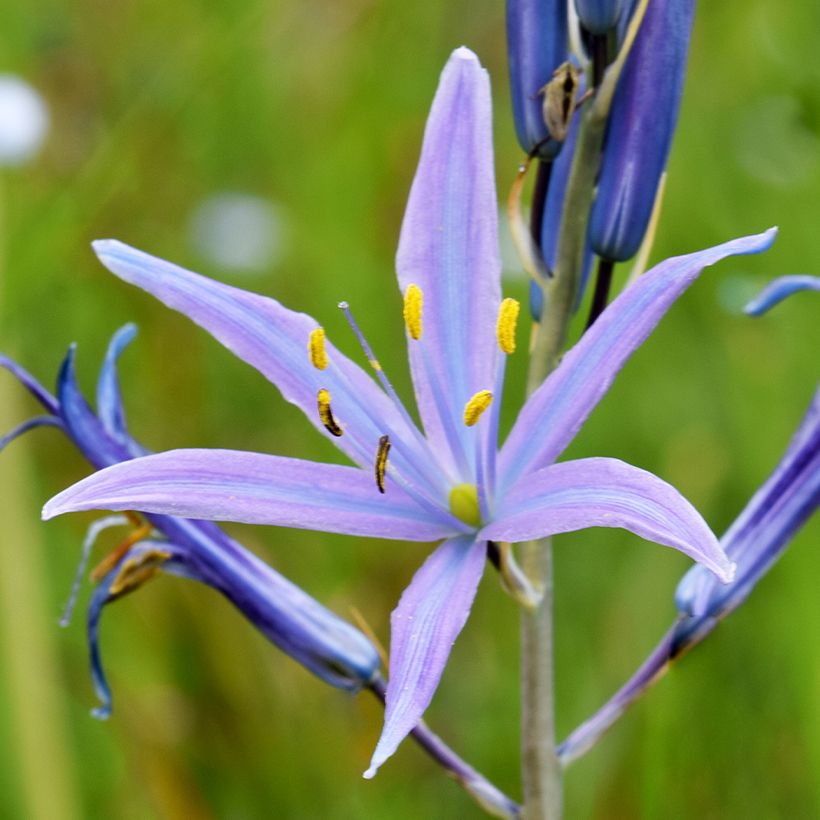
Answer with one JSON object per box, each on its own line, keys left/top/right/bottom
{"left": 43, "top": 48, "right": 775, "bottom": 776}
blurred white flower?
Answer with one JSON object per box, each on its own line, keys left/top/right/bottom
{"left": 0, "top": 75, "right": 49, "bottom": 166}
{"left": 188, "top": 193, "right": 286, "bottom": 275}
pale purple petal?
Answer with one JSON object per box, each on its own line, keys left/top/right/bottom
{"left": 483, "top": 457, "right": 734, "bottom": 582}
{"left": 396, "top": 48, "right": 502, "bottom": 480}
{"left": 92, "top": 240, "right": 426, "bottom": 477}
{"left": 744, "top": 274, "right": 820, "bottom": 316}
{"left": 364, "top": 535, "right": 486, "bottom": 778}
{"left": 43, "top": 449, "right": 461, "bottom": 541}
{"left": 499, "top": 229, "right": 777, "bottom": 490}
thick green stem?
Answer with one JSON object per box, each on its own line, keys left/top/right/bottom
{"left": 518, "top": 87, "right": 610, "bottom": 820}
{"left": 519, "top": 538, "right": 559, "bottom": 820}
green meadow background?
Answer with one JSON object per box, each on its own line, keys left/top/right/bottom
{"left": 1, "top": 1, "right": 818, "bottom": 817}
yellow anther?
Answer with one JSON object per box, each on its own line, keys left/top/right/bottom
{"left": 317, "top": 388, "right": 344, "bottom": 437}
{"left": 449, "top": 484, "right": 481, "bottom": 528}
{"left": 497, "top": 298, "right": 520, "bottom": 355}
{"left": 463, "top": 390, "right": 493, "bottom": 427}
{"left": 375, "top": 435, "right": 391, "bottom": 494}
{"left": 308, "top": 328, "right": 328, "bottom": 370}
{"left": 91, "top": 521, "right": 153, "bottom": 581}
{"left": 403, "top": 284, "right": 423, "bottom": 340}
{"left": 109, "top": 548, "right": 171, "bottom": 598}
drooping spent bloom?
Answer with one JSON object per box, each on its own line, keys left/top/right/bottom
{"left": 673, "top": 277, "right": 820, "bottom": 646}
{"left": 506, "top": 0, "right": 569, "bottom": 158}
{"left": 559, "top": 378, "right": 820, "bottom": 764}
{"left": 1, "top": 326, "right": 381, "bottom": 716}
{"left": 588, "top": 0, "right": 695, "bottom": 261}
{"left": 575, "top": 0, "right": 624, "bottom": 35}
{"left": 744, "top": 274, "right": 820, "bottom": 316}
{"left": 558, "top": 279, "right": 819, "bottom": 764}
{"left": 44, "top": 48, "right": 774, "bottom": 776}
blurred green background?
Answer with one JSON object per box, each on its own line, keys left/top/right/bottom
{"left": 0, "top": 1, "right": 818, "bottom": 817}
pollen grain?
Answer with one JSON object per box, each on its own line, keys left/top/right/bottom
{"left": 375, "top": 435, "right": 391, "bottom": 493}
{"left": 317, "top": 388, "right": 344, "bottom": 436}
{"left": 463, "top": 390, "right": 493, "bottom": 426}
{"left": 497, "top": 298, "right": 520, "bottom": 354}
{"left": 308, "top": 328, "right": 328, "bottom": 370}
{"left": 403, "top": 284, "right": 423, "bottom": 340}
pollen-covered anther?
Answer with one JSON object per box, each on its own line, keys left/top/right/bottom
{"left": 317, "top": 388, "right": 344, "bottom": 437}
{"left": 308, "top": 327, "right": 328, "bottom": 370}
{"left": 91, "top": 520, "right": 153, "bottom": 581}
{"left": 403, "top": 284, "right": 423, "bottom": 340}
{"left": 109, "top": 548, "right": 171, "bottom": 598}
{"left": 375, "top": 435, "right": 391, "bottom": 494}
{"left": 497, "top": 298, "right": 520, "bottom": 354}
{"left": 463, "top": 390, "right": 493, "bottom": 426}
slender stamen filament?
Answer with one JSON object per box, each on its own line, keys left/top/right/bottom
{"left": 463, "top": 390, "right": 493, "bottom": 427}
{"left": 403, "top": 284, "right": 423, "bottom": 340}
{"left": 60, "top": 514, "right": 131, "bottom": 627}
{"left": 375, "top": 435, "right": 390, "bottom": 493}
{"left": 308, "top": 327, "right": 329, "bottom": 370}
{"left": 336, "top": 300, "right": 453, "bottom": 491}
{"left": 317, "top": 388, "right": 344, "bottom": 437}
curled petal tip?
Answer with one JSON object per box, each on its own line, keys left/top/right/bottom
{"left": 41, "top": 498, "right": 61, "bottom": 520}
{"left": 362, "top": 764, "right": 378, "bottom": 780}
{"left": 91, "top": 238, "right": 118, "bottom": 256}
{"left": 452, "top": 45, "right": 479, "bottom": 62}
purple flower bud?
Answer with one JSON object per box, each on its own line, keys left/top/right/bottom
{"left": 506, "top": 0, "right": 569, "bottom": 158}
{"left": 589, "top": 0, "right": 695, "bottom": 261}
{"left": 575, "top": 0, "right": 624, "bottom": 34}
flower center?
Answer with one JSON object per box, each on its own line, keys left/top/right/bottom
{"left": 448, "top": 483, "right": 481, "bottom": 528}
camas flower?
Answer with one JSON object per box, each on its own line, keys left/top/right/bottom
{"left": 43, "top": 48, "right": 774, "bottom": 776}
{"left": 1, "top": 326, "right": 381, "bottom": 717}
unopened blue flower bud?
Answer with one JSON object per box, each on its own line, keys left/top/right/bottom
{"left": 506, "top": 0, "right": 569, "bottom": 158}
{"left": 575, "top": 0, "right": 624, "bottom": 34}
{"left": 589, "top": 0, "right": 695, "bottom": 261}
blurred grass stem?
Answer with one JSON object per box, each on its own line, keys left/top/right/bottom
{"left": 0, "top": 175, "right": 80, "bottom": 820}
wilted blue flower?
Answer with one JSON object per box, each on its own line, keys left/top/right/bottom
{"left": 1, "top": 327, "right": 381, "bottom": 717}
{"left": 744, "top": 274, "right": 820, "bottom": 316}
{"left": 506, "top": 0, "right": 569, "bottom": 158}
{"left": 589, "top": 0, "right": 695, "bottom": 261}
{"left": 559, "top": 378, "right": 820, "bottom": 764}
{"left": 558, "top": 279, "right": 819, "bottom": 764}
{"left": 44, "top": 49, "right": 773, "bottom": 776}
{"left": 575, "top": 0, "right": 624, "bottom": 34}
